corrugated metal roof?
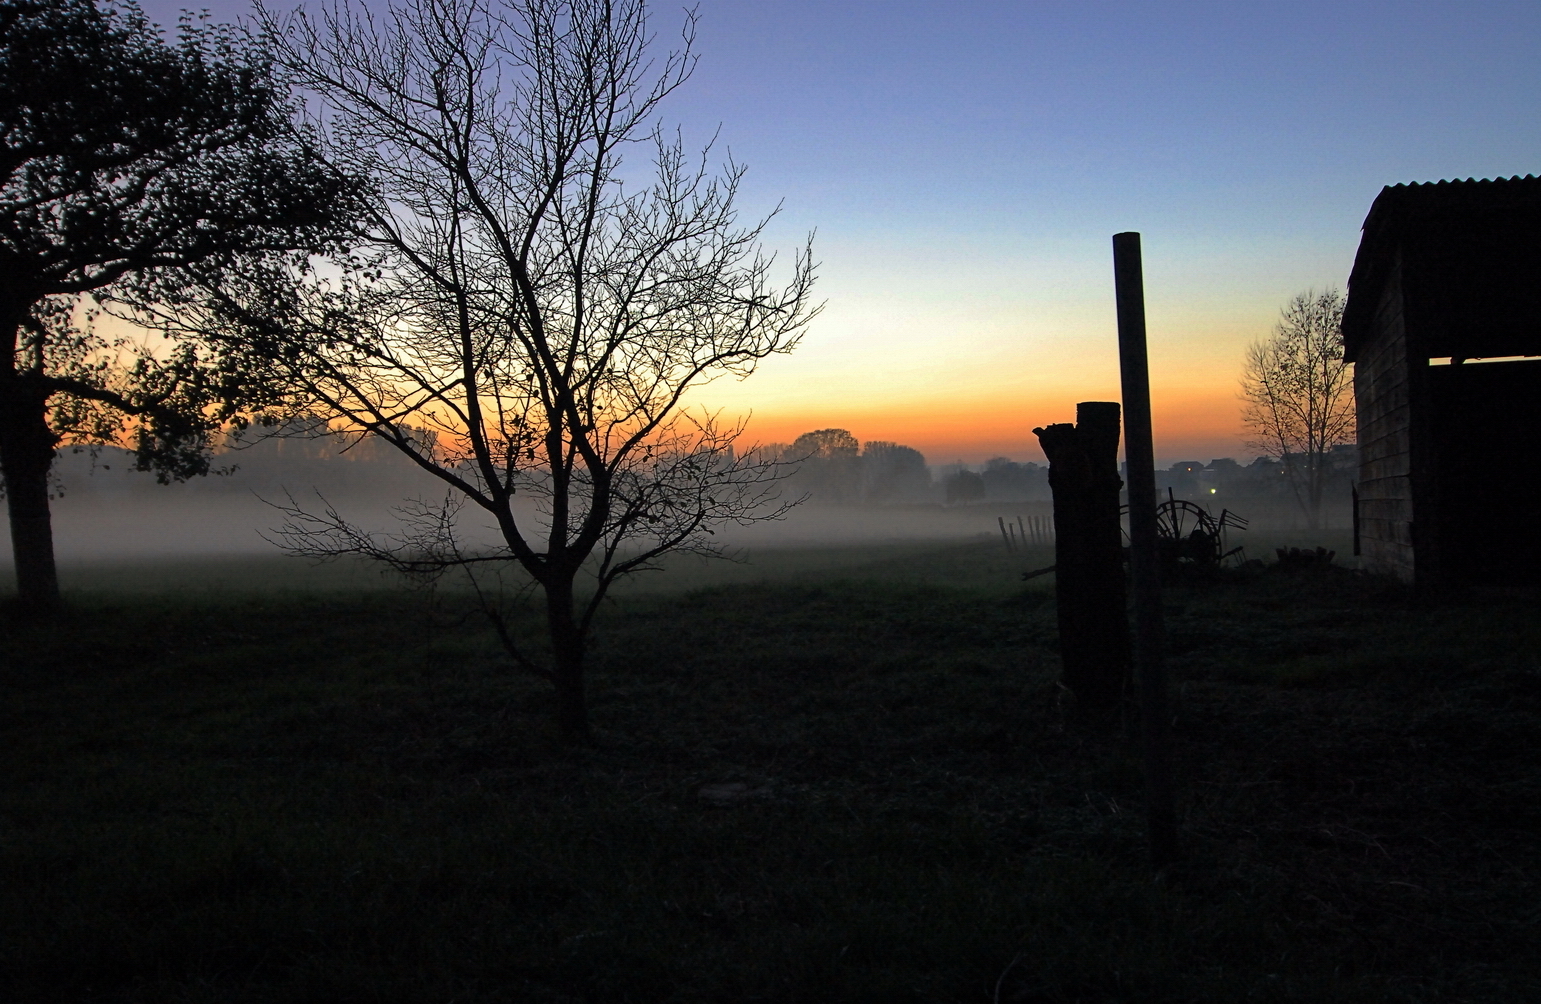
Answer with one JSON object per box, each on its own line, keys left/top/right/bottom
{"left": 1342, "top": 175, "right": 1541, "bottom": 362}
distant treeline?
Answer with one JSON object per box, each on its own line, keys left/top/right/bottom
{"left": 756, "top": 430, "right": 934, "bottom": 505}
{"left": 51, "top": 423, "right": 433, "bottom": 500}
{"left": 759, "top": 431, "right": 1360, "bottom": 508}
{"left": 759, "top": 430, "right": 1360, "bottom": 508}
{"left": 1151, "top": 448, "right": 1358, "bottom": 508}
{"left": 52, "top": 423, "right": 1358, "bottom": 511}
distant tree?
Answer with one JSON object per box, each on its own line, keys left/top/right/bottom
{"left": 1240, "top": 289, "right": 1355, "bottom": 529}
{"left": 1, "top": 0, "right": 361, "bottom": 605}
{"left": 944, "top": 469, "right": 986, "bottom": 504}
{"left": 790, "top": 428, "right": 860, "bottom": 503}
{"left": 1238, "top": 455, "right": 1290, "bottom": 497}
{"left": 757, "top": 442, "right": 792, "bottom": 464}
{"left": 980, "top": 456, "right": 1048, "bottom": 501}
{"left": 859, "top": 440, "right": 930, "bottom": 503}
{"left": 170, "top": 0, "right": 817, "bottom": 743}
{"left": 791, "top": 428, "right": 860, "bottom": 459}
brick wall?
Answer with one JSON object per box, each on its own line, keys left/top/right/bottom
{"left": 1354, "top": 256, "right": 1416, "bottom": 582}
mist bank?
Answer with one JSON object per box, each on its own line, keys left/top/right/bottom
{"left": 18, "top": 444, "right": 1001, "bottom": 567}
{"left": 4, "top": 440, "right": 1352, "bottom": 574}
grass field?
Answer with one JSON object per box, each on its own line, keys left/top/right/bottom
{"left": 3, "top": 539, "right": 1535, "bottom": 1002}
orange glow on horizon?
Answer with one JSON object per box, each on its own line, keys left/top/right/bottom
{"left": 736, "top": 385, "right": 1254, "bottom": 466}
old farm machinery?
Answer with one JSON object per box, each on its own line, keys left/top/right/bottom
{"left": 1145, "top": 491, "right": 1248, "bottom": 575}
{"left": 1023, "top": 491, "right": 1249, "bottom": 583}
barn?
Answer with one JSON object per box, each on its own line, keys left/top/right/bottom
{"left": 1342, "top": 175, "right": 1541, "bottom": 586}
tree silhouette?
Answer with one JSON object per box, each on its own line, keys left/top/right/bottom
{"left": 1240, "top": 289, "right": 1355, "bottom": 529}
{"left": 791, "top": 429, "right": 860, "bottom": 459}
{"left": 860, "top": 440, "right": 930, "bottom": 502}
{"left": 789, "top": 428, "right": 860, "bottom": 502}
{"left": 944, "top": 469, "right": 986, "bottom": 503}
{"left": 171, "top": 0, "right": 817, "bottom": 742}
{"left": 0, "top": 0, "right": 361, "bottom": 604}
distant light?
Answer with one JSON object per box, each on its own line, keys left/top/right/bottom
{"left": 1209, "top": 488, "right": 1217, "bottom": 494}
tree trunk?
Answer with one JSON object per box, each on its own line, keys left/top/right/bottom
{"left": 544, "top": 575, "right": 592, "bottom": 744}
{"left": 1034, "top": 402, "right": 1130, "bottom": 710}
{"left": 0, "top": 320, "right": 61, "bottom": 607}
{"left": 1306, "top": 454, "right": 1324, "bottom": 530}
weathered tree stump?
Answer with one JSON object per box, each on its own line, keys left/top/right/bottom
{"left": 1033, "top": 402, "right": 1131, "bottom": 709}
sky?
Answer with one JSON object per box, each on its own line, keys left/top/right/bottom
{"left": 139, "top": 0, "right": 1541, "bottom": 466}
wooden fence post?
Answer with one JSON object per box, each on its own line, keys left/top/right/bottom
{"left": 1033, "top": 402, "right": 1131, "bottom": 709}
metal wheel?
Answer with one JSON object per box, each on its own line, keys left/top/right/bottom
{"left": 1123, "top": 495, "right": 1249, "bottom": 572}
{"left": 1155, "top": 498, "right": 1212, "bottom": 546}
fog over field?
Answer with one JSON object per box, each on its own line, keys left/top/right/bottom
{"left": 1, "top": 438, "right": 1354, "bottom": 589}
{"left": 10, "top": 444, "right": 1010, "bottom": 567}
{"left": 33, "top": 483, "right": 1010, "bottom": 561}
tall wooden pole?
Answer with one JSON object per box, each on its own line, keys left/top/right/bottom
{"left": 1112, "top": 232, "right": 1179, "bottom": 866}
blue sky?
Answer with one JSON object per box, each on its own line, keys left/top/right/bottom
{"left": 139, "top": 0, "right": 1541, "bottom": 463}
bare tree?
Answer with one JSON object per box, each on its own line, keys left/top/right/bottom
{"left": 1240, "top": 288, "right": 1354, "bottom": 529}
{"left": 165, "top": 0, "right": 817, "bottom": 741}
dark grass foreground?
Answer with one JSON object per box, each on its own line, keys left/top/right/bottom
{"left": 2, "top": 543, "right": 1538, "bottom": 1002}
